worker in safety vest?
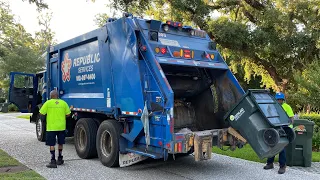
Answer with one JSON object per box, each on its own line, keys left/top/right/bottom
{"left": 263, "top": 92, "right": 294, "bottom": 174}
{"left": 39, "top": 90, "right": 71, "bottom": 168}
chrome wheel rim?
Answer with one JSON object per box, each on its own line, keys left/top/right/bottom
{"left": 36, "top": 118, "right": 42, "bottom": 137}
{"left": 101, "top": 130, "right": 112, "bottom": 158}
{"left": 78, "top": 126, "right": 87, "bottom": 151}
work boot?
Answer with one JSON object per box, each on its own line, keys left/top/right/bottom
{"left": 263, "top": 163, "right": 274, "bottom": 170}
{"left": 46, "top": 159, "right": 57, "bottom": 168}
{"left": 57, "top": 156, "right": 64, "bottom": 165}
{"left": 278, "top": 166, "right": 286, "bottom": 174}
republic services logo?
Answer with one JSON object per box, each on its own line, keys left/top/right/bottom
{"left": 62, "top": 53, "right": 72, "bottom": 82}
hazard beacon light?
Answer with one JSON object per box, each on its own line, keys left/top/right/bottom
{"left": 162, "top": 20, "right": 206, "bottom": 38}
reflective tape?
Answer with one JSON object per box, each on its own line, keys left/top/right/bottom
{"left": 122, "top": 111, "right": 138, "bottom": 115}
{"left": 72, "top": 108, "right": 96, "bottom": 112}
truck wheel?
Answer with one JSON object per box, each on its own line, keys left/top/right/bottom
{"left": 36, "top": 114, "right": 46, "bottom": 142}
{"left": 96, "top": 120, "right": 122, "bottom": 167}
{"left": 74, "top": 118, "right": 98, "bottom": 159}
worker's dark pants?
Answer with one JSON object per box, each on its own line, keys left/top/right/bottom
{"left": 267, "top": 149, "right": 286, "bottom": 167}
{"left": 46, "top": 131, "right": 66, "bottom": 146}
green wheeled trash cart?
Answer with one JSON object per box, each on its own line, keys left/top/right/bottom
{"left": 224, "top": 89, "right": 296, "bottom": 159}
{"left": 286, "top": 119, "right": 315, "bottom": 167}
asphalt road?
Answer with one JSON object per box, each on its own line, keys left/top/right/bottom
{"left": 1, "top": 113, "right": 320, "bottom": 180}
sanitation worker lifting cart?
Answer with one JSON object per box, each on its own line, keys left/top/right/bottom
{"left": 8, "top": 13, "right": 295, "bottom": 167}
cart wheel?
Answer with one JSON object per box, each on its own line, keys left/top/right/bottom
{"left": 263, "top": 128, "right": 280, "bottom": 147}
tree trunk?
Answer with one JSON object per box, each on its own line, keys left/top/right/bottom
{"left": 281, "top": 79, "right": 288, "bottom": 93}
{"left": 306, "top": 104, "right": 311, "bottom": 114}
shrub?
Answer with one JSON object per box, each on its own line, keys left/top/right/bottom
{"left": 0, "top": 98, "right": 5, "bottom": 103}
{"left": 8, "top": 104, "right": 18, "bottom": 112}
{"left": 299, "top": 112, "right": 320, "bottom": 151}
{"left": 313, "top": 125, "right": 320, "bottom": 152}
{"left": 299, "top": 112, "right": 320, "bottom": 127}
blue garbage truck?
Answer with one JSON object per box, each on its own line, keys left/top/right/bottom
{"left": 8, "top": 13, "right": 294, "bottom": 167}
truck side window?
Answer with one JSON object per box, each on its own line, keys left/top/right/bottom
{"left": 14, "top": 75, "right": 33, "bottom": 88}
{"left": 38, "top": 77, "right": 44, "bottom": 93}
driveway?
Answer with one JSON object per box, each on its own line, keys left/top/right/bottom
{"left": 0, "top": 113, "right": 319, "bottom": 180}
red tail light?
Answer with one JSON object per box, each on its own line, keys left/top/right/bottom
{"left": 178, "top": 142, "right": 182, "bottom": 152}
{"left": 184, "top": 49, "right": 191, "bottom": 59}
{"left": 141, "top": 46, "right": 147, "bottom": 51}
{"left": 161, "top": 47, "right": 167, "bottom": 54}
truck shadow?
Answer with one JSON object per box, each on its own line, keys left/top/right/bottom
{"left": 65, "top": 137, "right": 75, "bottom": 144}
{"left": 63, "top": 137, "right": 229, "bottom": 173}
{"left": 122, "top": 154, "right": 228, "bottom": 172}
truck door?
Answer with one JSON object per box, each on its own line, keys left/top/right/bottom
{"left": 49, "top": 57, "right": 58, "bottom": 93}
{"left": 9, "top": 72, "right": 37, "bottom": 113}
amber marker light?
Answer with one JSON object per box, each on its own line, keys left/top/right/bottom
{"left": 155, "top": 47, "right": 160, "bottom": 53}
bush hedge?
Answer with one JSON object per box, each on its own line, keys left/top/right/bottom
{"left": 299, "top": 112, "right": 320, "bottom": 127}
{"left": 299, "top": 112, "right": 320, "bottom": 151}
{"left": 8, "top": 104, "right": 18, "bottom": 112}
{"left": 0, "top": 98, "right": 5, "bottom": 103}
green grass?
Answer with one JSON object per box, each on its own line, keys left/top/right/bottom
{"left": 213, "top": 144, "right": 320, "bottom": 163}
{"left": 0, "top": 149, "right": 44, "bottom": 180}
{"left": 312, "top": 151, "right": 320, "bottom": 162}
{"left": 0, "top": 170, "right": 44, "bottom": 180}
{"left": 0, "top": 150, "right": 20, "bottom": 167}
{"left": 17, "top": 115, "right": 30, "bottom": 120}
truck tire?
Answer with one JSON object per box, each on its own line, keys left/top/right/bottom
{"left": 96, "top": 120, "right": 122, "bottom": 167}
{"left": 36, "top": 114, "right": 46, "bottom": 142}
{"left": 74, "top": 118, "right": 98, "bottom": 159}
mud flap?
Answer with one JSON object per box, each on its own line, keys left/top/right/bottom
{"left": 194, "top": 131, "right": 213, "bottom": 161}
{"left": 119, "top": 152, "right": 148, "bottom": 167}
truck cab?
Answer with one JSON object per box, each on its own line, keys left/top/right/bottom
{"left": 9, "top": 71, "right": 45, "bottom": 115}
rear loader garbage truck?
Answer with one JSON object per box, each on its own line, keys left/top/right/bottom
{"left": 8, "top": 13, "right": 295, "bottom": 167}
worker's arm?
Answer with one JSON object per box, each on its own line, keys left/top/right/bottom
{"left": 65, "top": 102, "right": 71, "bottom": 117}
{"left": 290, "top": 117, "right": 294, "bottom": 125}
{"left": 286, "top": 105, "right": 295, "bottom": 125}
{"left": 39, "top": 102, "right": 48, "bottom": 116}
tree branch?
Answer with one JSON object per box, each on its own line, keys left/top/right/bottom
{"left": 243, "top": 0, "right": 265, "bottom": 10}
{"left": 206, "top": 0, "right": 240, "bottom": 10}
{"left": 243, "top": 10, "right": 257, "bottom": 23}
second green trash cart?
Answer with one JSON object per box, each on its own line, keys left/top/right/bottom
{"left": 286, "top": 119, "right": 315, "bottom": 167}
